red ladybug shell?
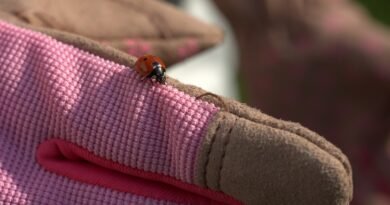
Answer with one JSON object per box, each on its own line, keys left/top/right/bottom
{"left": 135, "top": 54, "right": 166, "bottom": 77}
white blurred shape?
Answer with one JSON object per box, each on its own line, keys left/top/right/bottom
{"left": 167, "top": 0, "right": 239, "bottom": 99}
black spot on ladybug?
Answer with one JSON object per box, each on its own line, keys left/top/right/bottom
{"left": 144, "top": 58, "right": 147, "bottom": 61}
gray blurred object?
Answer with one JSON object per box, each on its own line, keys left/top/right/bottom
{"left": 165, "top": 0, "right": 182, "bottom": 6}
{"left": 168, "top": 0, "right": 239, "bottom": 99}
{"left": 212, "top": 0, "right": 390, "bottom": 204}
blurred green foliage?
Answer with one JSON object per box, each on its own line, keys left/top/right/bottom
{"left": 357, "top": 0, "right": 390, "bottom": 26}
{"left": 236, "top": 72, "right": 248, "bottom": 103}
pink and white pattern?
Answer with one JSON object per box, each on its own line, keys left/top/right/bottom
{"left": 0, "top": 21, "right": 219, "bottom": 204}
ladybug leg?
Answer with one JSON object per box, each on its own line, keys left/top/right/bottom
{"left": 146, "top": 71, "right": 158, "bottom": 83}
{"left": 140, "top": 72, "right": 153, "bottom": 81}
{"left": 146, "top": 71, "right": 155, "bottom": 78}
{"left": 139, "top": 73, "right": 155, "bottom": 85}
{"left": 162, "top": 75, "right": 166, "bottom": 84}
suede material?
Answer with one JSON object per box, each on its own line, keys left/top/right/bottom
{"left": 196, "top": 112, "right": 352, "bottom": 205}
{"left": 168, "top": 80, "right": 353, "bottom": 205}
{"left": 0, "top": 0, "right": 223, "bottom": 65}
{"left": 200, "top": 113, "right": 237, "bottom": 191}
{"left": 0, "top": 16, "right": 353, "bottom": 205}
{"left": 170, "top": 79, "right": 351, "bottom": 176}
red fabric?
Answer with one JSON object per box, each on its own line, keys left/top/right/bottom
{"left": 37, "top": 139, "right": 242, "bottom": 205}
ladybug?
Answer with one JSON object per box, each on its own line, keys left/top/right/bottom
{"left": 134, "top": 54, "right": 167, "bottom": 84}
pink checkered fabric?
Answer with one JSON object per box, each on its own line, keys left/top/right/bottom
{"left": 0, "top": 21, "right": 218, "bottom": 204}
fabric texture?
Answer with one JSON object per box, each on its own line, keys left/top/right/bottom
{"left": 0, "top": 12, "right": 354, "bottom": 205}
{"left": 0, "top": 20, "right": 231, "bottom": 204}
{"left": 36, "top": 139, "right": 240, "bottom": 205}
{"left": 0, "top": 0, "right": 223, "bottom": 66}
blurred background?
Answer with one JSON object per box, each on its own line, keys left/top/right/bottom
{"left": 167, "top": 0, "right": 239, "bottom": 99}
{"left": 1, "top": 0, "right": 389, "bottom": 204}
{"left": 165, "top": 0, "right": 390, "bottom": 205}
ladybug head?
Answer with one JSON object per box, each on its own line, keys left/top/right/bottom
{"left": 152, "top": 62, "right": 166, "bottom": 84}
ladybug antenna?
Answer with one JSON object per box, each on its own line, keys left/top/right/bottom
{"left": 196, "top": 92, "right": 228, "bottom": 112}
